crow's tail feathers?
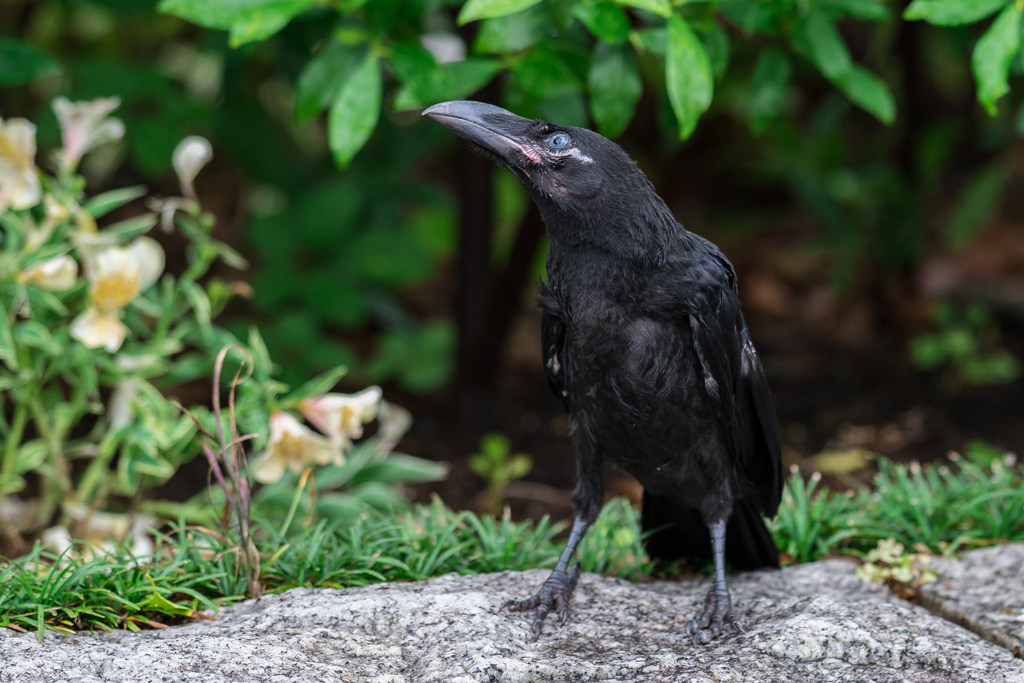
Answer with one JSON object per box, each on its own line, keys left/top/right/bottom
{"left": 641, "top": 493, "right": 779, "bottom": 571}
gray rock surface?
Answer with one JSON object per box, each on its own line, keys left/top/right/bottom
{"left": 920, "top": 543, "right": 1024, "bottom": 656}
{"left": 3, "top": 559, "right": 1022, "bottom": 683}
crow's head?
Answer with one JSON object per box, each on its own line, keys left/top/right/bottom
{"left": 424, "top": 100, "right": 636, "bottom": 206}
{"left": 425, "top": 100, "right": 679, "bottom": 259}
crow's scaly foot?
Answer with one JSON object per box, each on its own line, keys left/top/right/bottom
{"left": 501, "top": 563, "right": 581, "bottom": 639}
{"left": 685, "top": 589, "right": 742, "bottom": 646}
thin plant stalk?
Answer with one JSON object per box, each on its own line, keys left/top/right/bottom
{"left": 178, "top": 345, "right": 262, "bottom": 599}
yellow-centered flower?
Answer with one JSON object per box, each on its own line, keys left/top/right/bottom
{"left": 298, "top": 386, "right": 383, "bottom": 450}
{"left": 252, "top": 411, "right": 343, "bottom": 484}
{"left": 0, "top": 117, "right": 41, "bottom": 212}
{"left": 17, "top": 255, "right": 78, "bottom": 290}
{"left": 70, "top": 237, "right": 164, "bottom": 352}
{"left": 70, "top": 308, "right": 128, "bottom": 353}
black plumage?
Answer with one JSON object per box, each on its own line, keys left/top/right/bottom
{"left": 424, "top": 101, "right": 782, "bottom": 643}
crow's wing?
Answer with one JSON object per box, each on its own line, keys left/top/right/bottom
{"left": 687, "top": 256, "right": 782, "bottom": 516}
{"left": 541, "top": 309, "right": 570, "bottom": 411}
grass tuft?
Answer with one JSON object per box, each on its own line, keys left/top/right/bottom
{"left": 5, "top": 452, "right": 1024, "bottom": 637}
{"left": 771, "top": 451, "right": 1024, "bottom": 563}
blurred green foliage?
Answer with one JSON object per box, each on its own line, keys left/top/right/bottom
{"left": 0, "top": 99, "right": 445, "bottom": 560}
{"left": 1, "top": 0, "right": 1022, "bottom": 391}
{"left": 469, "top": 432, "right": 533, "bottom": 515}
{"left": 909, "top": 301, "right": 1020, "bottom": 387}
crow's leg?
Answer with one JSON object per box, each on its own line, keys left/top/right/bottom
{"left": 501, "top": 516, "right": 589, "bottom": 638}
{"left": 685, "top": 519, "right": 742, "bottom": 645}
{"left": 502, "top": 426, "right": 602, "bottom": 639}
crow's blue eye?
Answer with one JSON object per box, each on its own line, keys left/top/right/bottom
{"left": 546, "top": 132, "right": 570, "bottom": 149}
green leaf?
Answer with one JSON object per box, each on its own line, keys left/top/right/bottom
{"left": 158, "top": 0, "right": 317, "bottom": 45}
{"left": 285, "top": 364, "right": 349, "bottom": 403}
{"left": 904, "top": 0, "right": 1008, "bottom": 26}
{"left": 819, "top": 0, "right": 890, "bottom": 21}
{"left": 392, "top": 86, "right": 422, "bottom": 111}
{"left": 748, "top": 47, "right": 791, "bottom": 133}
{"left": 85, "top": 186, "right": 147, "bottom": 218}
{"left": 104, "top": 214, "right": 159, "bottom": 241}
{"left": 946, "top": 162, "right": 1009, "bottom": 247}
{"left": 795, "top": 11, "right": 895, "bottom": 124}
{"left": 666, "top": 14, "right": 713, "bottom": 139}
{"left": 0, "top": 307, "right": 19, "bottom": 371}
{"left": 348, "top": 455, "right": 449, "bottom": 486}
{"left": 137, "top": 588, "right": 193, "bottom": 617}
{"left": 588, "top": 43, "right": 642, "bottom": 138}
{"left": 14, "top": 440, "right": 48, "bottom": 475}
{"left": 181, "top": 281, "right": 212, "bottom": 330}
{"left": 836, "top": 65, "right": 896, "bottom": 125}
{"left": 719, "top": 0, "right": 782, "bottom": 33}
{"left": 14, "top": 321, "right": 61, "bottom": 356}
{"left": 449, "top": 59, "right": 502, "bottom": 98}
{"left": 573, "top": 2, "right": 631, "bottom": 45}
{"left": 211, "top": 239, "right": 249, "bottom": 270}
{"left": 474, "top": 5, "right": 548, "bottom": 54}
{"left": 229, "top": 8, "right": 302, "bottom": 46}
{"left": 798, "top": 11, "right": 852, "bottom": 81}
{"left": 458, "top": 0, "right": 544, "bottom": 25}
{"left": 631, "top": 27, "right": 666, "bottom": 55}
{"left": 26, "top": 287, "right": 68, "bottom": 317}
{"left": 228, "top": 17, "right": 285, "bottom": 47}
{"left": 0, "top": 39, "right": 61, "bottom": 86}
{"left": 395, "top": 58, "right": 501, "bottom": 107}
{"left": 971, "top": 2, "right": 1022, "bottom": 116}
{"left": 389, "top": 43, "right": 456, "bottom": 106}
{"left": 295, "top": 41, "right": 365, "bottom": 122}
{"left": 616, "top": 0, "right": 671, "bottom": 19}
{"left": 328, "top": 52, "right": 382, "bottom": 169}
{"left": 701, "top": 23, "right": 730, "bottom": 80}
{"left": 512, "top": 46, "right": 582, "bottom": 99}
{"left": 248, "top": 326, "right": 273, "bottom": 383}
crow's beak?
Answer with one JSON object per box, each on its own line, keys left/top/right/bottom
{"left": 423, "top": 101, "right": 533, "bottom": 164}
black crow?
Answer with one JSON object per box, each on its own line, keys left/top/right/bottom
{"left": 424, "top": 101, "right": 782, "bottom": 644}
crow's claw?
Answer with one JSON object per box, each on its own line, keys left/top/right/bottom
{"left": 685, "top": 589, "right": 741, "bottom": 646}
{"left": 502, "top": 563, "right": 581, "bottom": 639}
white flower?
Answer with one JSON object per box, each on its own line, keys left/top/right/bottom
{"left": 70, "top": 307, "right": 127, "bottom": 352}
{"left": 298, "top": 386, "right": 383, "bottom": 449}
{"left": 172, "top": 136, "right": 212, "bottom": 200}
{"left": 0, "top": 117, "right": 41, "bottom": 211}
{"left": 252, "top": 411, "right": 342, "bottom": 484}
{"left": 52, "top": 96, "right": 125, "bottom": 170}
{"left": 70, "top": 237, "right": 165, "bottom": 352}
{"left": 89, "top": 237, "right": 164, "bottom": 309}
{"left": 17, "top": 255, "right": 78, "bottom": 290}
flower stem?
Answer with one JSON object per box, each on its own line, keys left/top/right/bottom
{"left": 29, "top": 395, "right": 71, "bottom": 496}
{"left": 75, "top": 434, "right": 119, "bottom": 507}
{"left": 1, "top": 401, "right": 28, "bottom": 480}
